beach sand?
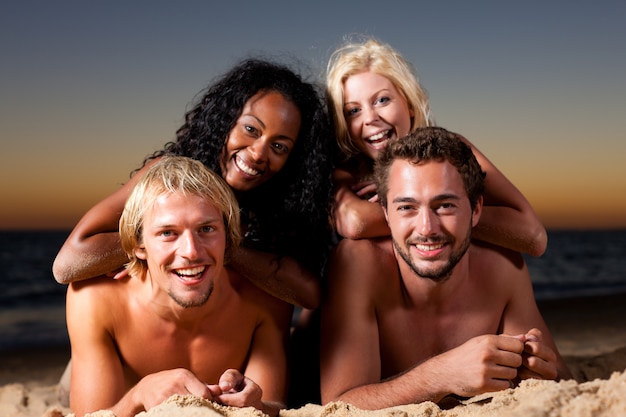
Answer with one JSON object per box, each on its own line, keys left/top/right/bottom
{"left": 2, "top": 293, "right": 626, "bottom": 417}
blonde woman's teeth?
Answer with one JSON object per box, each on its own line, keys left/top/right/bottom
{"left": 367, "top": 130, "right": 389, "bottom": 142}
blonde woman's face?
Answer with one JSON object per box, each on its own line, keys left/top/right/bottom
{"left": 342, "top": 70, "right": 413, "bottom": 160}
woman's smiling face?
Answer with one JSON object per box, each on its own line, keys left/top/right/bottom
{"left": 343, "top": 70, "right": 413, "bottom": 161}
{"left": 221, "top": 90, "right": 301, "bottom": 192}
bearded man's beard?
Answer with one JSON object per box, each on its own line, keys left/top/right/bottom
{"left": 393, "top": 227, "right": 472, "bottom": 282}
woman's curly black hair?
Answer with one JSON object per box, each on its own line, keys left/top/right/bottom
{"left": 141, "top": 58, "right": 336, "bottom": 274}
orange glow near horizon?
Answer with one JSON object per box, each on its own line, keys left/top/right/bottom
{"left": 2, "top": 150, "right": 626, "bottom": 231}
{"left": 2, "top": 191, "right": 626, "bottom": 231}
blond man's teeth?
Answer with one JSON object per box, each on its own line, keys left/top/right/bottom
{"left": 175, "top": 266, "right": 205, "bottom": 277}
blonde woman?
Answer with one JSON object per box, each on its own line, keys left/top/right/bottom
{"left": 326, "top": 37, "right": 546, "bottom": 256}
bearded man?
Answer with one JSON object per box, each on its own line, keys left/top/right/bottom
{"left": 320, "top": 127, "right": 571, "bottom": 410}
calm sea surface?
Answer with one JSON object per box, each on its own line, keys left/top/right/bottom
{"left": 1, "top": 229, "right": 625, "bottom": 350}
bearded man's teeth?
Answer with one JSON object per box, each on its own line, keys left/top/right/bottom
{"left": 175, "top": 266, "right": 205, "bottom": 277}
{"left": 415, "top": 243, "right": 444, "bottom": 251}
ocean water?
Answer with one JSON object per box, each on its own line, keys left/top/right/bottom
{"left": 1, "top": 229, "right": 626, "bottom": 351}
{"left": 524, "top": 229, "right": 626, "bottom": 300}
{"left": 0, "top": 230, "right": 70, "bottom": 350}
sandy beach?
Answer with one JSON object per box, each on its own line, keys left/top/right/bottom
{"left": 2, "top": 292, "right": 626, "bottom": 417}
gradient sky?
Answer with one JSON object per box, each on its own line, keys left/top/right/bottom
{"left": 2, "top": 1, "right": 625, "bottom": 230}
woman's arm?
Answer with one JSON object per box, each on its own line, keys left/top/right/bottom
{"left": 228, "top": 246, "right": 321, "bottom": 309}
{"left": 331, "top": 166, "right": 390, "bottom": 239}
{"left": 459, "top": 135, "right": 547, "bottom": 256}
{"left": 52, "top": 160, "right": 158, "bottom": 284}
{"left": 331, "top": 137, "right": 546, "bottom": 255}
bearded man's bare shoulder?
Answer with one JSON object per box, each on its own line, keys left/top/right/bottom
{"left": 469, "top": 241, "right": 526, "bottom": 272}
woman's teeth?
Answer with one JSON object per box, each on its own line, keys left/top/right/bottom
{"left": 367, "top": 130, "right": 390, "bottom": 143}
{"left": 235, "top": 156, "right": 260, "bottom": 176}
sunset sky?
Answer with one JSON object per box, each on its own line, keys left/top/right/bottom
{"left": 2, "top": 1, "right": 625, "bottom": 231}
